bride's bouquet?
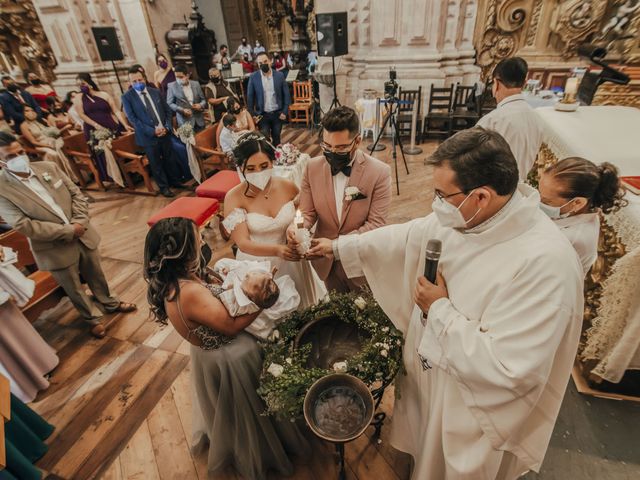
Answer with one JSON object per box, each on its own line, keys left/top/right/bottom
{"left": 274, "top": 143, "right": 310, "bottom": 166}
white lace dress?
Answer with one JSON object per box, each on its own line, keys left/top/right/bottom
{"left": 223, "top": 201, "right": 326, "bottom": 309}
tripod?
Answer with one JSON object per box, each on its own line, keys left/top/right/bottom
{"left": 369, "top": 98, "right": 409, "bottom": 195}
{"left": 328, "top": 56, "right": 341, "bottom": 111}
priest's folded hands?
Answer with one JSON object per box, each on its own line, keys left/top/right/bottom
{"left": 414, "top": 271, "right": 448, "bottom": 315}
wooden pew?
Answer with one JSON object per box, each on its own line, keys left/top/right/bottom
{"left": 110, "top": 133, "right": 155, "bottom": 194}
{"left": 62, "top": 132, "right": 104, "bottom": 190}
{"left": 0, "top": 230, "right": 65, "bottom": 323}
{"left": 193, "top": 123, "right": 229, "bottom": 179}
{"left": 0, "top": 373, "right": 8, "bottom": 471}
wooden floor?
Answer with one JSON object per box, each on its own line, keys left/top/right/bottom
{"left": 30, "top": 127, "right": 640, "bottom": 479}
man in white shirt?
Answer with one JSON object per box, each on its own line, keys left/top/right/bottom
{"left": 0, "top": 131, "right": 137, "bottom": 338}
{"left": 307, "top": 127, "right": 583, "bottom": 479}
{"left": 477, "top": 57, "right": 543, "bottom": 182}
{"left": 233, "top": 37, "right": 253, "bottom": 60}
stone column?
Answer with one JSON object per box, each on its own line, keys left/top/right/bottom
{"left": 315, "top": 0, "right": 480, "bottom": 116}
{"left": 31, "top": 0, "right": 157, "bottom": 103}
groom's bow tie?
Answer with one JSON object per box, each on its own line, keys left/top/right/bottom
{"left": 330, "top": 164, "right": 352, "bottom": 177}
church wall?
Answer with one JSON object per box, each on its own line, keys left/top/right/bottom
{"left": 195, "top": 0, "right": 229, "bottom": 48}
{"left": 144, "top": 0, "right": 192, "bottom": 57}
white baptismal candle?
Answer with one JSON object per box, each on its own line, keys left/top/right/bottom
{"left": 564, "top": 77, "right": 578, "bottom": 95}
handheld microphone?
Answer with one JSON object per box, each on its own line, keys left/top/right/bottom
{"left": 424, "top": 239, "right": 441, "bottom": 284}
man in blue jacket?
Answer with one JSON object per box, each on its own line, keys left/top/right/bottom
{"left": 0, "top": 77, "right": 42, "bottom": 134}
{"left": 121, "top": 66, "right": 182, "bottom": 198}
{"left": 246, "top": 52, "right": 291, "bottom": 146}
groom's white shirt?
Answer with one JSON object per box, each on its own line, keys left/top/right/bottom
{"left": 336, "top": 184, "right": 583, "bottom": 479}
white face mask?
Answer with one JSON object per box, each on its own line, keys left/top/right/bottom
{"left": 539, "top": 199, "right": 574, "bottom": 220}
{"left": 431, "top": 190, "right": 481, "bottom": 229}
{"left": 5, "top": 154, "right": 30, "bottom": 174}
{"left": 244, "top": 167, "right": 273, "bottom": 191}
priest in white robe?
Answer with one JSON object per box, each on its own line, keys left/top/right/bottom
{"left": 308, "top": 127, "right": 584, "bottom": 480}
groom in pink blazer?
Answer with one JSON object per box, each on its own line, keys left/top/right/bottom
{"left": 292, "top": 106, "right": 392, "bottom": 292}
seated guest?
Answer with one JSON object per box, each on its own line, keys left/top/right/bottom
{"left": 225, "top": 97, "right": 256, "bottom": 131}
{"left": 167, "top": 64, "right": 207, "bottom": 131}
{"left": 24, "top": 71, "right": 57, "bottom": 112}
{"left": 538, "top": 157, "right": 626, "bottom": 277}
{"left": 477, "top": 57, "right": 542, "bottom": 181}
{"left": 204, "top": 68, "right": 238, "bottom": 123}
{"left": 144, "top": 217, "right": 308, "bottom": 479}
{"left": 0, "top": 104, "right": 13, "bottom": 132}
{"left": 0, "top": 78, "right": 41, "bottom": 133}
{"left": 63, "top": 90, "right": 84, "bottom": 129}
{"left": 74, "top": 72, "right": 131, "bottom": 183}
{"left": 0, "top": 131, "right": 137, "bottom": 338}
{"left": 253, "top": 40, "right": 266, "bottom": 58}
{"left": 20, "top": 105, "right": 76, "bottom": 180}
{"left": 272, "top": 51, "right": 287, "bottom": 73}
{"left": 219, "top": 114, "right": 242, "bottom": 155}
{"left": 45, "top": 96, "right": 76, "bottom": 134}
{"left": 153, "top": 53, "right": 177, "bottom": 99}
{"left": 122, "top": 66, "right": 185, "bottom": 197}
{"left": 241, "top": 53, "right": 255, "bottom": 74}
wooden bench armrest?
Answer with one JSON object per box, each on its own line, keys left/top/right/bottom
{"left": 113, "top": 150, "right": 144, "bottom": 161}
{"left": 64, "top": 149, "right": 93, "bottom": 159}
{"left": 194, "top": 146, "right": 226, "bottom": 157}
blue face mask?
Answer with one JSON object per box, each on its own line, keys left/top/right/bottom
{"left": 132, "top": 82, "right": 146, "bottom": 92}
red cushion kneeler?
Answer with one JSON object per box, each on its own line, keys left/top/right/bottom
{"left": 195, "top": 170, "right": 241, "bottom": 201}
{"left": 147, "top": 197, "right": 220, "bottom": 227}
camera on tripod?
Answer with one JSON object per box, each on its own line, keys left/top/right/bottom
{"left": 384, "top": 68, "right": 398, "bottom": 100}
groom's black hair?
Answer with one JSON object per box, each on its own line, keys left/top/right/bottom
{"left": 321, "top": 106, "right": 360, "bottom": 137}
{"left": 427, "top": 126, "right": 518, "bottom": 196}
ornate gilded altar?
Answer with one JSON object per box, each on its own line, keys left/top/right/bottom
{"left": 533, "top": 105, "right": 640, "bottom": 386}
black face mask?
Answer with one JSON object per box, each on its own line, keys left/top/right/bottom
{"left": 211, "top": 77, "right": 221, "bottom": 84}
{"left": 7, "top": 84, "right": 18, "bottom": 93}
{"left": 233, "top": 107, "right": 242, "bottom": 114}
{"left": 31, "top": 79, "right": 42, "bottom": 86}
{"left": 242, "top": 41, "right": 247, "bottom": 46}
{"left": 259, "top": 64, "right": 270, "bottom": 74}
{"left": 324, "top": 150, "right": 353, "bottom": 176}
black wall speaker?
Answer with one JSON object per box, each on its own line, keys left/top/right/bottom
{"left": 316, "top": 12, "right": 348, "bottom": 57}
{"left": 91, "top": 27, "right": 124, "bottom": 62}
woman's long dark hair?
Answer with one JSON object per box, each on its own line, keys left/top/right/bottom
{"left": 143, "top": 217, "right": 201, "bottom": 324}
{"left": 232, "top": 132, "right": 276, "bottom": 196}
{"left": 76, "top": 72, "right": 99, "bottom": 91}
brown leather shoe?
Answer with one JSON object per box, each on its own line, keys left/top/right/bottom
{"left": 91, "top": 324, "right": 106, "bottom": 339}
{"left": 111, "top": 301, "right": 137, "bottom": 313}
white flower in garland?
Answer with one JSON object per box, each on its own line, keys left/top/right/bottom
{"left": 285, "top": 357, "right": 293, "bottom": 365}
{"left": 354, "top": 296, "right": 367, "bottom": 310}
{"left": 332, "top": 361, "right": 348, "bottom": 372}
{"left": 380, "top": 349, "right": 388, "bottom": 358}
{"left": 267, "top": 363, "right": 284, "bottom": 377}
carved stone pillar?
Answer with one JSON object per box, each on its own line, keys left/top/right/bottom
{"left": 315, "top": 0, "right": 481, "bottom": 115}
{"left": 31, "top": 0, "right": 157, "bottom": 102}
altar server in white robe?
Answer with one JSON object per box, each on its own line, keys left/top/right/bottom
{"left": 308, "top": 127, "right": 584, "bottom": 480}
{"left": 477, "top": 57, "right": 542, "bottom": 182}
{"left": 538, "top": 157, "right": 627, "bottom": 277}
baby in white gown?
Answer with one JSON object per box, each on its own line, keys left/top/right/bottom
{"left": 214, "top": 259, "right": 301, "bottom": 339}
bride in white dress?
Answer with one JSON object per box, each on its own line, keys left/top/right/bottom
{"left": 222, "top": 132, "right": 326, "bottom": 308}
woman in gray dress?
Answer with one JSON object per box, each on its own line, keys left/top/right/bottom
{"left": 143, "top": 217, "right": 308, "bottom": 479}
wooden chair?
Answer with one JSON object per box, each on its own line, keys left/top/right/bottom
{"left": 423, "top": 84, "right": 454, "bottom": 140}
{"left": 449, "top": 83, "right": 480, "bottom": 135}
{"left": 396, "top": 86, "right": 423, "bottom": 143}
{"left": 288, "top": 81, "right": 313, "bottom": 127}
{"left": 193, "top": 123, "right": 229, "bottom": 179}
{"left": 62, "top": 132, "right": 104, "bottom": 190}
{"left": 110, "top": 133, "right": 155, "bottom": 193}
{"left": 0, "top": 229, "right": 65, "bottom": 323}
{"left": 17, "top": 135, "right": 43, "bottom": 160}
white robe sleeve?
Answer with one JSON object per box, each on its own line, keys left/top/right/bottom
{"left": 337, "top": 218, "right": 429, "bottom": 334}
{"left": 418, "top": 259, "right": 581, "bottom": 447}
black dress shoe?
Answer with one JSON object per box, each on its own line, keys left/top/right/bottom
{"left": 160, "top": 188, "right": 175, "bottom": 198}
